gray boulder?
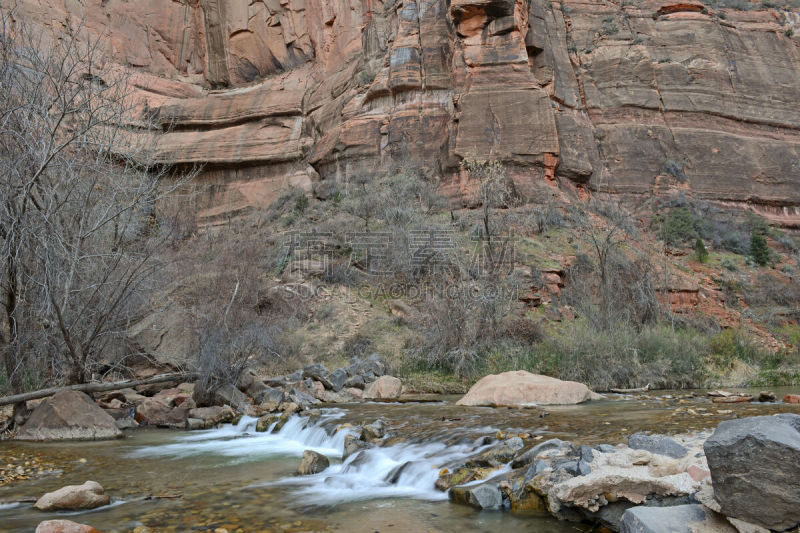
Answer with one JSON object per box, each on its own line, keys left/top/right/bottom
{"left": 17, "top": 391, "right": 121, "bottom": 441}
{"left": 253, "top": 386, "right": 284, "bottom": 409}
{"left": 343, "top": 374, "right": 365, "bottom": 389}
{"left": 449, "top": 482, "right": 503, "bottom": 510}
{"left": 327, "top": 368, "right": 348, "bottom": 392}
{"left": 620, "top": 504, "right": 735, "bottom": 533}
{"left": 704, "top": 414, "right": 800, "bottom": 530}
{"left": 628, "top": 433, "right": 688, "bottom": 459}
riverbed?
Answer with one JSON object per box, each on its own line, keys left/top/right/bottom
{"left": 1, "top": 388, "right": 798, "bottom": 532}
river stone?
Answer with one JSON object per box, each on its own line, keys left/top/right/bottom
{"left": 619, "top": 504, "right": 735, "bottom": 533}
{"left": 35, "top": 520, "right": 100, "bottom": 533}
{"left": 363, "top": 375, "right": 402, "bottom": 399}
{"left": 188, "top": 406, "right": 235, "bottom": 428}
{"left": 343, "top": 434, "right": 369, "bottom": 459}
{"left": 456, "top": 371, "right": 602, "bottom": 407}
{"left": 449, "top": 482, "right": 503, "bottom": 510}
{"left": 17, "top": 391, "right": 121, "bottom": 441}
{"left": 360, "top": 419, "right": 386, "bottom": 441}
{"left": 511, "top": 438, "right": 568, "bottom": 468}
{"left": 704, "top": 413, "right": 800, "bottom": 530}
{"left": 628, "top": 433, "right": 688, "bottom": 459}
{"left": 297, "top": 450, "right": 330, "bottom": 475}
{"left": 35, "top": 481, "right": 109, "bottom": 511}
{"left": 256, "top": 414, "right": 281, "bottom": 432}
{"left": 468, "top": 437, "right": 524, "bottom": 467}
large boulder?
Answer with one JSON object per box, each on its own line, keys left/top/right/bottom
{"left": 192, "top": 382, "right": 248, "bottom": 408}
{"left": 34, "top": 481, "right": 109, "bottom": 511}
{"left": 703, "top": 414, "right": 800, "bottom": 530}
{"left": 35, "top": 520, "right": 100, "bottom": 533}
{"left": 363, "top": 376, "right": 402, "bottom": 399}
{"left": 456, "top": 371, "right": 602, "bottom": 407}
{"left": 134, "top": 398, "right": 188, "bottom": 427}
{"left": 620, "top": 504, "right": 735, "bottom": 533}
{"left": 17, "top": 391, "right": 121, "bottom": 441}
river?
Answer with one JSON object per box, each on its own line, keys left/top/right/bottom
{"left": 1, "top": 388, "right": 798, "bottom": 532}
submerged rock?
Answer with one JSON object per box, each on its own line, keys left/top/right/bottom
{"left": 297, "top": 450, "right": 330, "bottom": 475}
{"left": 34, "top": 481, "right": 109, "bottom": 511}
{"left": 35, "top": 520, "right": 100, "bottom": 533}
{"left": 455, "top": 371, "right": 603, "bottom": 407}
{"left": 17, "top": 391, "right": 121, "bottom": 441}
{"left": 704, "top": 413, "right": 800, "bottom": 530}
{"left": 619, "top": 504, "right": 735, "bottom": 533}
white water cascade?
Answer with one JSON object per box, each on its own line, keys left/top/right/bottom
{"left": 130, "top": 409, "right": 502, "bottom": 506}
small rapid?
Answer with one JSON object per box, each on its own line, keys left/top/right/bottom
{"left": 130, "top": 410, "right": 351, "bottom": 460}
{"left": 130, "top": 409, "right": 501, "bottom": 506}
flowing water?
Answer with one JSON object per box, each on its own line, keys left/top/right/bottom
{"left": 1, "top": 388, "right": 798, "bottom": 532}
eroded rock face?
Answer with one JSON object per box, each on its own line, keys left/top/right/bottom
{"left": 5, "top": 0, "right": 800, "bottom": 224}
{"left": 456, "top": 370, "right": 601, "bottom": 406}
{"left": 16, "top": 391, "right": 122, "bottom": 441}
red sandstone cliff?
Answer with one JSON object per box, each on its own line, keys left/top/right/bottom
{"left": 5, "top": 0, "right": 800, "bottom": 225}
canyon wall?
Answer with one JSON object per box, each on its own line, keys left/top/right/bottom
{"left": 6, "top": 0, "right": 800, "bottom": 225}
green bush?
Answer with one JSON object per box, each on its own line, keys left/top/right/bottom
{"left": 655, "top": 207, "right": 711, "bottom": 247}
{"left": 750, "top": 231, "right": 770, "bottom": 266}
{"left": 694, "top": 238, "right": 709, "bottom": 263}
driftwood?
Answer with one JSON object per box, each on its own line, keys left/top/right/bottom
{"left": 609, "top": 383, "right": 651, "bottom": 394}
{"left": 0, "top": 373, "right": 197, "bottom": 407}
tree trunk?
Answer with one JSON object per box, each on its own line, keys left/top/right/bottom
{"left": 0, "top": 372, "right": 197, "bottom": 407}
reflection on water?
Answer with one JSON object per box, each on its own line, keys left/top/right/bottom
{"left": 0, "top": 389, "right": 797, "bottom": 532}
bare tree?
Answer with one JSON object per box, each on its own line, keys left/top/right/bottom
{"left": 462, "top": 159, "right": 515, "bottom": 274}
{"left": 0, "top": 13, "right": 193, "bottom": 411}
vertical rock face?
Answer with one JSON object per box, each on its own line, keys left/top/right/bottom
{"left": 6, "top": 0, "right": 800, "bottom": 222}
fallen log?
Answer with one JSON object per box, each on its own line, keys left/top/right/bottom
{"left": 0, "top": 373, "right": 197, "bottom": 407}
{"left": 609, "top": 383, "right": 651, "bottom": 394}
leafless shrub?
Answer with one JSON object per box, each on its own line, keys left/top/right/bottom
{"left": 565, "top": 202, "right": 661, "bottom": 331}
{"left": 0, "top": 15, "right": 195, "bottom": 400}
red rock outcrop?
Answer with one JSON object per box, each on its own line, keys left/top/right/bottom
{"left": 5, "top": 0, "right": 799, "bottom": 222}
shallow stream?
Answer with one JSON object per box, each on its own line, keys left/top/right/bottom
{"left": 1, "top": 388, "right": 798, "bottom": 532}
